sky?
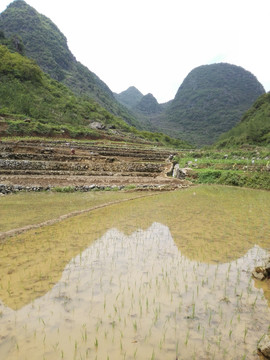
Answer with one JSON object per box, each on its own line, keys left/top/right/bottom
{"left": 0, "top": 0, "right": 270, "bottom": 103}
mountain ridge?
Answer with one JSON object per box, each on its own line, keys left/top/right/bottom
{"left": 0, "top": 0, "right": 141, "bottom": 128}
{"left": 0, "top": 1, "right": 267, "bottom": 147}
{"left": 0, "top": 40, "right": 191, "bottom": 148}
{"left": 156, "top": 63, "right": 265, "bottom": 145}
{"left": 114, "top": 86, "right": 144, "bottom": 109}
{"left": 134, "top": 93, "right": 162, "bottom": 115}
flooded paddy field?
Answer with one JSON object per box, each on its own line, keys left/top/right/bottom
{"left": 0, "top": 191, "right": 145, "bottom": 233}
{"left": 0, "top": 185, "right": 270, "bottom": 359}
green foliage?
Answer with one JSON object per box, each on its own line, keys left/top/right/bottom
{"left": 0, "top": 30, "right": 24, "bottom": 54}
{"left": 196, "top": 170, "right": 270, "bottom": 190}
{"left": 163, "top": 63, "right": 265, "bottom": 146}
{"left": 0, "top": 44, "right": 189, "bottom": 147}
{"left": 196, "top": 170, "right": 222, "bottom": 184}
{"left": 0, "top": 44, "right": 128, "bottom": 138}
{"left": 176, "top": 148, "right": 270, "bottom": 190}
{"left": 216, "top": 92, "right": 270, "bottom": 147}
{"left": 52, "top": 186, "right": 75, "bottom": 193}
{"left": 134, "top": 93, "right": 162, "bottom": 115}
{"left": 0, "top": 44, "right": 41, "bottom": 82}
{"left": 114, "top": 86, "right": 144, "bottom": 109}
{"left": 0, "top": 0, "right": 141, "bottom": 128}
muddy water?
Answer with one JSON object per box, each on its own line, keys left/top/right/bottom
{"left": 0, "top": 185, "right": 270, "bottom": 359}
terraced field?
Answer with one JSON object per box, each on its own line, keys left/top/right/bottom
{"left": 0, "top": 139, "right": 190, "bottom": 191}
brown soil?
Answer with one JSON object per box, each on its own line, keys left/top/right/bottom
{"left": 0, "top": 139, "right": 190, "bottom": 189}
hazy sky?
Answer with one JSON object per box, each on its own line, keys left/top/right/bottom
{"left": 0, "top": 0, "right": 269, "bottom": 103}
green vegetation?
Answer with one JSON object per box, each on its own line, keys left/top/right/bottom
{"left": 134, "top": 93, "right": 162, "bottom": 115}
{"left": 115, "top": 87, "right": 173, "bottom": 136}
{"left": 1, "top": 1, "right": 269, "bottom": 150}
{"left": 116, "top": 88, "right": 161, "bottom": 116}
{"left": 0, "top": 44, "right": 110, "bottom": 138}
{"left": 114, "top": 86, "right": 144, "bottom": 109}
{"left": 0, "top": 0, "right": 141, "bottom": 128}
{"left": 115, "top": 64, "right": 265, "bottom": 146}
{"left": 0, "top": 29, "right": 24, "bottom": 54}
{"left": 195, "top": 169, "right": 270, "bottom": 190}
{"left": 0, "top": 43, "right": 190, "bottom": 147}
{"left": 164, "top": 63, "right": 265, "bottom": 146}
{"left": 216, "top": 92, "right": 270, "bottom": 147}
{"left": 175, "top": 147, "right": 270, "bottom": 190}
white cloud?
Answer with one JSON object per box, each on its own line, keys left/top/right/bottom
{"left": 0, "top": 0, "right": 269, "bottom": 102}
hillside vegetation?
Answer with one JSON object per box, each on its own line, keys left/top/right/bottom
{"left": 134, "top": 93, "right": 162, "bottom": 115}
{"left": 114, "top": 86, "right": 144, "bottom": 109}
{"left": 0, "top": 0, "right": 140, "bottom": 128}
{"left": 163, "top": 63, "right": 265, "bottom": 146}
{"left": 216, "top": 92, "right": 270, "bottom": 147}
{"left": 114, "top": 87, "right": 166, "bottom": 134}
{"left": 0, "top": 1, "right": 268, "bottom": 149}
{"left": 175, "top": 147, "right": 270, "bottom": 190}
{"left": 0, "top": 43, "right": 190, "bottom": 148}
{"left": 115, "top": 64, "right": 265, "bottom": 146}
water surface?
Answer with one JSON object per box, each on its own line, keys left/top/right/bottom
{"left": 0, "top": 185, "right": 269, "bottom": 359}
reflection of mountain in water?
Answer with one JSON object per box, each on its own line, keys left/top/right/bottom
{"left": 0, "top": 223, "right": 269, "bottom": 360}
{"left": 1, "top": 186, "right": 269, "bottom": 311}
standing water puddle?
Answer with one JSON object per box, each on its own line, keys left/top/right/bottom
{"left": 0, "top": 186, "right": 270, "bottom": 359}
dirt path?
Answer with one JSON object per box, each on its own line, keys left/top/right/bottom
{"left": 0, "top": 192, "right": 159, "bottom": 243}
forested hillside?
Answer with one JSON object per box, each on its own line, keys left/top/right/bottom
{"left": 0, "top": 42, "right": 190, "bottom": 147}
{"left": 0, "top": 1, "right": 267, "bottom": 148}
{"left": 0, "top": 0, "right": 140, "bottom": 128}
{"left": 163, "top": 63, "right": 265, "bottom": 145}
{"left": 216, "top": 92, "right": 270, "bottom": 147}
{"left": 115, "top": 64, "right": 265, "bottom": 146}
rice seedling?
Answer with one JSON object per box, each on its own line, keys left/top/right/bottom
{"left": 191, "top": 302, "right": 196, "bottom": 319}
{"left": 185, "top": 330, "right": 190, "bottom": 346}
{"left": 243, "top": 326, "right": 248, "bottom": 343}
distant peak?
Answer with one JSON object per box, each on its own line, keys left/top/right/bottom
{"left": 144, "top": 93, "right": 156, "bottom": 99}
{"left": 127, "top": 86, "right": 140, "bottom": 91}
{"left": 114, "top": 86, "right": 144, "bottom": 109}
{"left": 122, "top": 86, "right": 143, "bottom": 96}
{"left": 8, "top": 0, "right": 28, "bottom": 8}
{"left": 5, "top": 0, "right": 37, "bottom": 16}
{"left": 135, "top": 93, "right": 161, "bottom": 114}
